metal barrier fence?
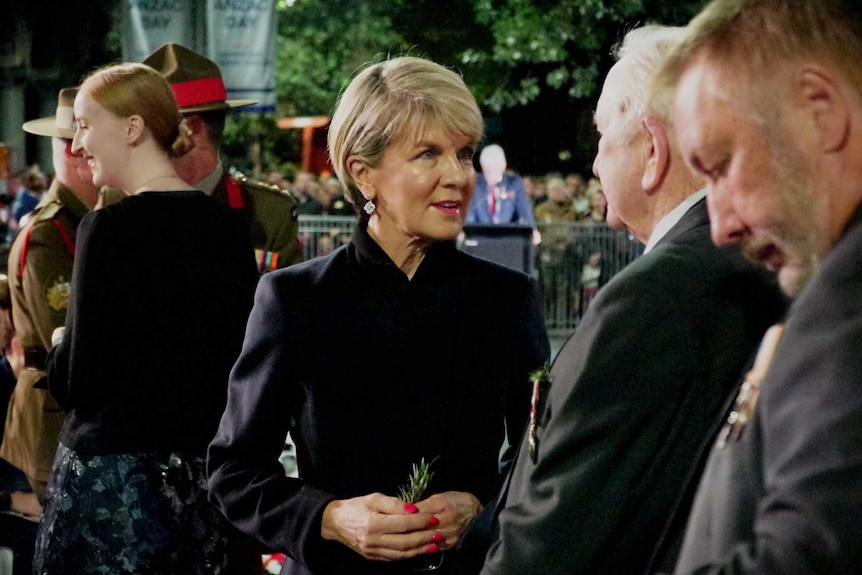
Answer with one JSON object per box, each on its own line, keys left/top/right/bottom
{"left": 298, "top": 216, "right": 643, "bottom": 337}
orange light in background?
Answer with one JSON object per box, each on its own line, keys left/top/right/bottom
{"left": 277, "top": 116, "right": 331, "bottom": 174}
{"left": 276, "top": 116, "right": 330, "bottom": 130}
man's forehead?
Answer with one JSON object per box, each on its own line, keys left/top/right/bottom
{"left": 673, "top": 60, "right": 733, "bottom": 121}
{"left": 594, "top": 62, "right": 629, "bottom": 127}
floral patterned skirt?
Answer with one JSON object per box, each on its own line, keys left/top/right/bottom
{"left": 33, "top": 444, "right": 231, "bottom": 575}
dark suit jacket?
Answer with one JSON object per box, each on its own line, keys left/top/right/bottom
{"left": 674, "top": 206, "right": 862, "bottom": 574}
{"left": 207, "top": 223, "right": 549, "bottom": 575}
{"left": 466, "top": 173, "right": 536, "bottom": 226}
{"left": 480, "top": 199, "right": 787, "bottom": 575}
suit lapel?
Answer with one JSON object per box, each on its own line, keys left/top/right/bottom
{"left": 655, "top": 198, "right": 710, "bottom": 248}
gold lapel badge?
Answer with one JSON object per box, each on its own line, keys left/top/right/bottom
{"left": 716, "top": 323, "right": 784, "bottom": 449}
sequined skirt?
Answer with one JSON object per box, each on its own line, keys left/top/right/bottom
{"left": 34, "top": 444, "right": 231, "bottom": 575}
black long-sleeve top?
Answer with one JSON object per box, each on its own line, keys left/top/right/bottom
{"left": 48, "top": 191, "right": 258, "bottom": 456}
{"left": 207, "top": 222, "right": 550, "bottom": 574}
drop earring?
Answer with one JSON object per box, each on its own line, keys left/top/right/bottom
{"left": 363, "top": 199, "right": 376, "bottom": 215}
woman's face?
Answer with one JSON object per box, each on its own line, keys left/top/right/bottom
{"left": 364, "top": 125, "right": 477, "bottom": 249}
{"left": 71, "top": 89, "right": 131, "bottom": 189}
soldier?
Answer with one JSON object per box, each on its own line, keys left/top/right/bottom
{"left": 0, "top": 88, "right": 102, "bottom": 504}
{"left": 143, "top": 43, "right": 302, "bottom": 273}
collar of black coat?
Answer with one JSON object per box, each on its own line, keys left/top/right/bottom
{"left": 351, "top": 220, "right": 459, "bottom": 284}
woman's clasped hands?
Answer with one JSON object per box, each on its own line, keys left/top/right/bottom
{"left": 321, "top": 491, "right": 482, "bottom": 562}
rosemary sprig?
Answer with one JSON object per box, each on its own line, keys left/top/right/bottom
{"left": 530, "top": 362, "right": 551, "bottom": 385}
{"left": 398, "top": 456, "right": 439, "bottom": 503}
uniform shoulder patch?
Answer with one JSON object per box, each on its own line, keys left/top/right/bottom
{"left": 235, "top": 173, "right": 298, "bottom": 205}
{"left": 45, "top": 274, "right": 72, "bottom": 312}
{"left": 29, "top": 201, "right": 64, "bottom": 225}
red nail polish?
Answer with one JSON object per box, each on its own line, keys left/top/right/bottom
{"left": 426, "top": 544, "right": 440, "bottom": 554}
{"left": 428, "top": 516, "right": 440, "bottom": 526}
{"left": 404, "top": 503, "right": 418, "bottom": 513}
{"left": 432, "top": 533, "right": 444, "bottom": 542}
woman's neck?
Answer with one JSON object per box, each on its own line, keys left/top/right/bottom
{"left": 366, "top": 221, "right": 430, "bottom": 280}
{"left": 127, "top": 151, "right": 195, "bottom": 194}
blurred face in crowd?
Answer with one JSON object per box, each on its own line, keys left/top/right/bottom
{"left": 294, "top": 172, "right": 311, "bottom": 195}
{"left": 479, "top": 147, "right": 506, "bottom": 182}
{"left": 593, "top": 60, "right": 650, "bottom": 237}
{"left": 547, "top": 179, "right": 569, "bottom": 205}
{"left": 566, "top": 174, "right": 586, "bottom": 198}
{"left": 673, "top": 60, "right": 821, "bottom": 296}
{"left": 523, "top": 176, "right": 537, "bottom": 198}
{"left": 354, "top": 123, "right": 477, "bottom": 251}
{"left": 590, "top": 190, "right": 607, "bottom": 216}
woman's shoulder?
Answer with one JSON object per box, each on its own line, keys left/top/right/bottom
{"left": 265, "top": 245, "right": 350, "bottom": 288}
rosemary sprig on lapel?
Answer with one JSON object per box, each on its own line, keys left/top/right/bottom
{"left": 529, "top": 362, "right": 551, "bottom": 463}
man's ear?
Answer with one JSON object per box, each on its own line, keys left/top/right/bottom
{"left": 346, "top": 155, "right": 374, "bottom": 200}
{"left": 641, "top": 115, "right": 670, "bottom": 194}
{"left": 795, "top": 65, "right": 849, "bottom": 153}
{"left": 127, "top": 115, "right": 146, "bottom": 144}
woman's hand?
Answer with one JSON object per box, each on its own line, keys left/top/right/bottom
{"left": 321, "top": 493, "right": 442, "bottom": 562}
{"left": 415, "top": 491, "right": 483, "bottom": 550}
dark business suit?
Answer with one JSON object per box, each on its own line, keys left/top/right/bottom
{"left": 480, "top": 199, "right": 787, "bottom": 575}
{"left": 466, "top": 173, "right": 535, "bottom": 226}
{"left": 674, "top": 206, "right": 862, "bottom": 574}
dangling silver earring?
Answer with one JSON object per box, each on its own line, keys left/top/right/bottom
{"left": 363, "top": 199, "right": 376, "bottom": 215}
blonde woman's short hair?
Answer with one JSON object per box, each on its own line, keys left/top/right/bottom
{"left": 327, "top": 56, "right": 484, "bottom": 211}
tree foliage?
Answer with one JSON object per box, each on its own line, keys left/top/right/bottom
{"left": 255, "top": 0, "right": 706, "bottom": 174}
{"left": 275, "top": 0, "right": 406, "bottom": 118}
{"left": 463, "top": 0, "right": 707, "bottom": 112}
{"left": 269, "top": 0, "right": 708, "bottom": 117}
{"left": 224, "top": 0, "right": 408, "bottom": 175}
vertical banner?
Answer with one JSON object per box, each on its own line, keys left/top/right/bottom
{"left": 207, "top": 0, "right": 276, "bottom": 113}
{"left": 121, "top": 1, "right": 194, "bottom": 63}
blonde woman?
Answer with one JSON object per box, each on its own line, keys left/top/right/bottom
{"left": 207, "top": 56, "right": 549, "bottom": 575}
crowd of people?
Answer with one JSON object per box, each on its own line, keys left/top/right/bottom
{"left": 0, "top": 1, "right": 861, "bottom": 574}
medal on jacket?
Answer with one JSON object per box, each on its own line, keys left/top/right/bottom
{"left": 46, "top": 275, "right": 72, "bottom": 311}
{"left": 716, "top": 323, "right": 784, "bottom": 449}
{"left": 255, "top": 249, "right": 279, "bottom": 273}
{"left": 528, "top": 364, "right": 551, "bottom": 463}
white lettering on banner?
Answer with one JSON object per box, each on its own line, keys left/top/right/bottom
{"left": 207, "top": 0, "right": 276, "bottom": 112}
{"left": 121, "top": 0, "right": 192, "bottom": 64}
{"left": 129, "top": 0, "right": 185, "bottom": 9}
{"left": 214, "top": 0, "right": 270, "bottom": 10}
{"left": 142, "top": 16, "right": 172, "bottom": 28}
{"left": 225, "top": 15, "right": 258, "bottom": 28}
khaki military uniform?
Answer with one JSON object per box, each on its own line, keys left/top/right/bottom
{"left": 1, "top": 180, "right": 89, "bottom": 496}
{"left": 212, "top": 171, "right": 302, "bottom": 273}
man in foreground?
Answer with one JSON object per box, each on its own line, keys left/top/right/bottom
{"left": 479, "top": 25, "right": 786, "bottom": 575}
{"left": 652, "top": 0, "right": 862, "bottom": 572}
